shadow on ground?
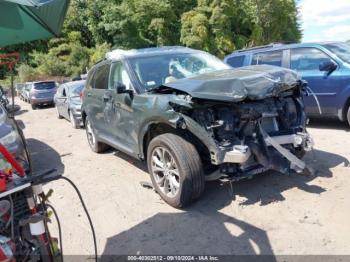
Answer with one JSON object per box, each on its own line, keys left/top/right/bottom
{"left": 216, "top": 149, "right": 349, "bottom": 206}
{"left": 26, "top": 138, "right": 65, "bottom": 176}
{"left": 101, "top": 148, "right": 347, "bottom": 257}
{"left": 110, "top": 145, "right": 348, "bottom": 207}
{"left": 102, "top": 181, "right": 276, "bottom": 258}
{"left": 307, "top": 118, "right": 349, "bottom": 131}
{"left": 14, "top": 109, "right": 28, "bottom": 116}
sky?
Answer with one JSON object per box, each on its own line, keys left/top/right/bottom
{"left": 298, "top": 0, "right": 350, "bottom": 42}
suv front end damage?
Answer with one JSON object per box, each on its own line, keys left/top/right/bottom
{"left": 158, "top": 65, "right": 314, "bottom": 182}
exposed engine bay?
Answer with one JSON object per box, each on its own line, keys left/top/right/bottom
{"left": 159, "top": 65, "right": 314, "bottom": 181}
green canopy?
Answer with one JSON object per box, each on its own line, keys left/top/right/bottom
{"left": 0, "top": 0, "right": 69, "bottom": 47}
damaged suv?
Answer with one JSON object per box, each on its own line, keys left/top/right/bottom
{"left": 82, "top": 47, "right": 313, "bottom": 207}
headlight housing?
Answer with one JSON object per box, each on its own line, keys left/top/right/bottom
{"left": 0, "top": 130, "right": 18, "bottom": 146}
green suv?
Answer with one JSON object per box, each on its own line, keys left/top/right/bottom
{"left": 82, "top": 47, "right": 313, "bottom": 207}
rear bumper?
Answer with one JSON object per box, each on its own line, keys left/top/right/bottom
{"left": 70, "top": 106, "right": 83, "bottom": 125}
{"left": 31, "top": 97, "right": 54, "bottom": 105}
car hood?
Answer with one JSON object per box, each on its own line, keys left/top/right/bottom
{"left": 159, "top": 65, "right": 301, "bottom": 102}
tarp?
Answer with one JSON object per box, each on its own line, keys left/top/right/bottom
{"left": 0, "top": 0, "right": 69, "bottom": 47}
{"left": 161, "top": 65, "right": 301, "bottom": 102}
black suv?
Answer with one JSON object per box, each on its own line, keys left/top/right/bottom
{"left": 82, "top": 46, "right": 313, "bottom": 207}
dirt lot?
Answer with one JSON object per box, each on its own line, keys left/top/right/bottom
{"left": 14, "top": 98, "right": 350, "bottom": 256}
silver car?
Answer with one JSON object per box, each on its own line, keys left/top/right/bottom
{"left": 28, "top": 81, "right": 57, "bottom": 109}
{"left": 54, "top": 80, "right": 85, "bottom": 128}
{"left": 22, "top": 82, "right": 32, "bottom": 102}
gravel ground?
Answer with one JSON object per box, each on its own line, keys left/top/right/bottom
{"left": 14, "top": 98, "right": 350, "bottom": 256}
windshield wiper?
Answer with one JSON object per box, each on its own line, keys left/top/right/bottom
{"left": 146, "top": 85, "right": 163, "bottom": 92}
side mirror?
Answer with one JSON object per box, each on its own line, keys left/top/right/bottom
{"left": 114, "top": 82, "right": 133, "bottom": 98}
{"left": 114, "top": 82, "right": 127, "bottom": 94}
{"left": 319, "top": 61, "right": 337, "bottom": 74}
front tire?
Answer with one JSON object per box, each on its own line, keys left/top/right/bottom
{"left": 31, "top": 104, "right": 37, "bottom": 110}
{"left": 347, "top": 106, "right": 350, "bottom": 127}
{"left": 147, "top": 133, "right": 205, "bottom": 208}
{"left": 85, "top": 117, "right": 109, "bottom": 153}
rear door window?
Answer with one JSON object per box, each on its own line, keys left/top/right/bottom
{"left": 93, "top": 64, "right": 110, "bottom": 90}
{"left": 226, "top": 55, "right": 245, "bottom": 68}
{"left": 290, "top": 47, "right": 335, "bottom": 71}
{"left": 252, "top": 51, "right": 283, "bottom": 67}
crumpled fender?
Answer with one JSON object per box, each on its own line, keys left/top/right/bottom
{"left": 177, "top": 114, "right": 224, "bottom": 164}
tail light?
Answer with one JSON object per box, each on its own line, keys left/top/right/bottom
{"left": 80, "top": 91, "right": 84, "bottom": 101}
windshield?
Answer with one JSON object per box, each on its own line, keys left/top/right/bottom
{"left": 128, "top": 52, "right": 230, "bottom": 91}
{"left": 323, "top": 43, "right": 350, "bottom": 63}
{"left": 70, "top": 82, "right": 85, "bottom": 96}
{"left": 34, "top": 81, "right": 56, "bottom": 90}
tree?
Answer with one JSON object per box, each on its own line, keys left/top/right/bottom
{"left": 4, "top": 0, "right": 302, "bottom": 81}
{"left": 17, "top": 64, "right": 37, "bottom": 82}
{"left": 31, "top": 31, "right": 91, "bottom": 77}
{"left": 180, "top": 0, "right": 302, "bottom": 57}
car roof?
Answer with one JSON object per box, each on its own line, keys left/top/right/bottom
{"left": 226, "top": 42, "right": 345, "bottom": 57}
{"left": 32, "top": 80, "right": 56, "bottom": 84}
{"left": 63, "top": 80, "right": 86, "bottom": 88}
{"left": 105, "top": 46, "right": 204, "bottom": 61}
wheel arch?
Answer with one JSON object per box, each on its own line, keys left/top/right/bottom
{"left": 81, "top": 110, "right": 87, "bottom": 125}
{"left": 139, "top": 119, "right": 214, "bottom": 170}
{"left": 342, "top": 96, "right": 350, "bottom": 122}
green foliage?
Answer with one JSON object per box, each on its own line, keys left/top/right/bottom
{"left": 180, "top": 0, "right": 301, "bottom": 58}
{"left": 90, "top": 43, "right": 111, "bottom": 65}
{"left": 17, "top": 64, "right": 37, "bottom": 82}
{"left": 29, "top": 31, "right": 91, "bottom": 77}
{"left": 2, "top": 0, "right": 302, "bottom": 80}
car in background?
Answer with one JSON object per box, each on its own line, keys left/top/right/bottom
{"left": 27, "top": 81, "right": 57, "bottom": 109}
{"left": 0, "top": 103, "right": 30, "bottom": 174}
{"left": 54, "top": 80, "right": 85, "bottom": 128}
{"left": 15, "top": 83, "right": 25, "bottom": 97}
{"left": 21, "top": 82, "right": 32, "bottom": 102}
{"left": 82, "top": 47, "right": 312, "bottom": 207}
{"left": 224, "top": 42, "right": 350, "bottom": 126}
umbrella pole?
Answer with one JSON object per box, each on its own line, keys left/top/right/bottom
{"left": 10, "top": 67, "right": 15, "bottom": 111}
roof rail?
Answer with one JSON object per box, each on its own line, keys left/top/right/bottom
{"left": 105, "top": 49, "right": 137, "bottom": 60}
{"left": 237, "top": 43, "right": 284, "bottom": 53}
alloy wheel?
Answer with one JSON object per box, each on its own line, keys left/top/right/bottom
{"left": 150, "top": 146, "right": 180, "bottom": 198}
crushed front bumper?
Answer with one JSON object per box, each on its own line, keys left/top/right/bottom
{"left": 207, "top": 131, "right": 314, "bottom": 181}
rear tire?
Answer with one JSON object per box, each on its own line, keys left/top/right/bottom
{"left": 147, "top": 133, "right": 205, "bottom": 208}
{"left": 85, "top": 117, "right": 109, "bottom": 153}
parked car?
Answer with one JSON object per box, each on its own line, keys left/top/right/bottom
{"left": 22, "top": 82, "right": 32, "bottom": 102}
{"left": 224, "top": 42, "right": 350, "bottom": 126}
{"left": 27, "top": 81, "right": 57, "bottom": 109}
{"left": 0, "top": 86, "right": 20, "bottom": 113}
{"left": 82, "top": 46, "right": 313, "bottom": 207}
{"left": 15, "top": 83, "right": 25, "bottom": 97}
{"left": 54, "top": 80, "right": 85, "bottom": 128}
{"left": 0, "top": 103, "right": 30, "bottom": 174}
